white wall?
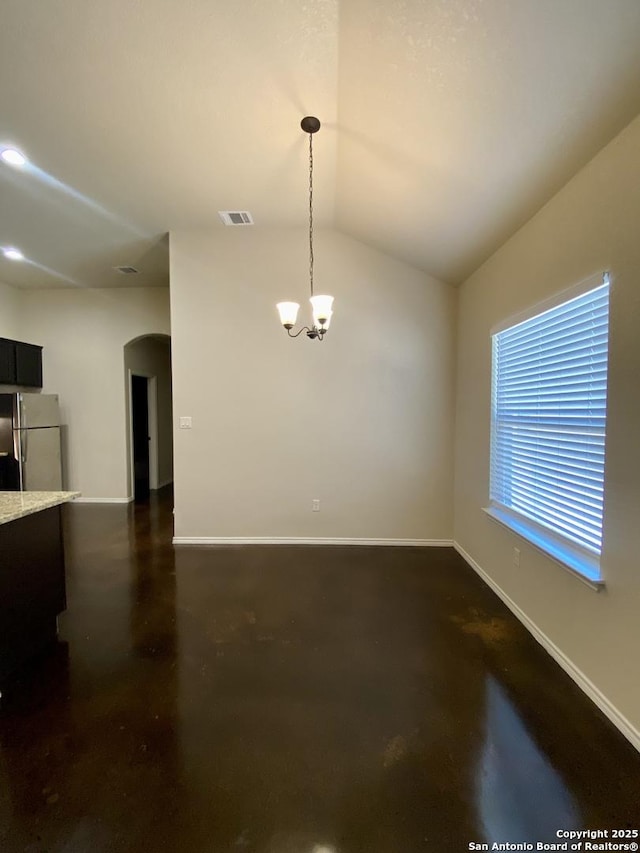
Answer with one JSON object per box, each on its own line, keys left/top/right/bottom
{"left": 170, "top": 228, "right": 456, "bottom": 542}
{"left": 22, "top": 287, "right": 170, "bottom": 499}
{"left": 124, "top": 335, "right": 174, "bottom": 492}
{"left": 454, "top": 115, "right": 640, "bottom": 744}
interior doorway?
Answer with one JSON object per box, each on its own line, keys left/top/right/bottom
{"left": 124, "top": 333, "right": 172, "bottom": 503}
{"left": 131, "top": 374, "right": 151, "bottom": 502}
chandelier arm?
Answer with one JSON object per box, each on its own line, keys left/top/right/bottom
{"left": 286, "top": 326, "right": 312, "bottom": 338}
{"left": 286, "top": 325, "right": 326, "bottom": 341}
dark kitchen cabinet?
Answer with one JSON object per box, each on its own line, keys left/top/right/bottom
{"left": 0, "top": 505, "right": 67, "bottom": 683}
{"left": 0, "top": 338, "right": 16, "bottom": 384}
{"left": 15, "top": 341, "right": 43, "bottom": 387}
{"left": 0, "top": 338, "right": 43, "bottom": 387}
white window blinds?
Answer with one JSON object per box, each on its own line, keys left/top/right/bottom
{"left": 490, "top": 279, "right": 610, "bottom": 566}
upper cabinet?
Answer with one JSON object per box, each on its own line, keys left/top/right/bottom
{"left": 0, "top": 338, "right": 43, "bottom": 387}
{"left": 0, "top": 339, "right": 17, "bottom": 384}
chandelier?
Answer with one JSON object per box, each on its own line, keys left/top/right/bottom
{"left": 276, "top": 116, "right": 334, "bottom": 341}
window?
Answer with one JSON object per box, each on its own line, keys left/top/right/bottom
{"left": 487, "top": 273, "right": 610, "bottom": 585}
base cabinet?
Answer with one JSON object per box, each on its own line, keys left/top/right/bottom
{"left": 0, "top": 505, "right": 66, "bottom": 682}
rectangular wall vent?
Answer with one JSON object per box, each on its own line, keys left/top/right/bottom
{"left": 218, "top": 211, "right": 254, "bottom": 226}
{"left": 114, "top": 265, "right": 139, "bottom": 275}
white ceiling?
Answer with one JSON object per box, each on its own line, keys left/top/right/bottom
{"left": 1, "top": 0, "right": 639, "bottom": 289}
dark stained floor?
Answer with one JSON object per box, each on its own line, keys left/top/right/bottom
{"left": 1, "top": 487, "right": 639, "bottom": 852}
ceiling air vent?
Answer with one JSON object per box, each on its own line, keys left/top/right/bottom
{"left": 218, "top": 211, "right": 254, "bottom": 226}
{"left": 114, "top": 265, "right": 139, "bottom": 275}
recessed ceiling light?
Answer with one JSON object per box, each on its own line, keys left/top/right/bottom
{"left": 2, "top": 247, "right": 24, "bottom": 261}
{"left": 1, "top": 148, "right": 27, "bottom": 167}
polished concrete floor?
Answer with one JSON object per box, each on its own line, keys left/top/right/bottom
{"left": 0, "top": 488, "right": 638, "bottom": 852}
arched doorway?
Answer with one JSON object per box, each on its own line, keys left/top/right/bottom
{"left": 124, "top": 334, "right": 173, "bottom": 502}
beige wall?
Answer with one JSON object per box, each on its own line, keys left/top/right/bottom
{"left": 454, "top": 115, "right": 640, "bottom": 743}
{"left": 124, "top": 335, "right": 174, "bottom": 492}
{"left": 22, "top": 287, "right": 170, "bottom": 499}
{"left": 170, "top": 228, "right": 456, "bottom": 541}
{"left": 0, "top": 280, "right": 23, "bottom": 339}
{"left": 0, "top": 281, "right": 28, "bottom": 393}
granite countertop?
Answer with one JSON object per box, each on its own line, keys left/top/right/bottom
{"left": 0, "top": 491, "right": 81, "bottom": 526}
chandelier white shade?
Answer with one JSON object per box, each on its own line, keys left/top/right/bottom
{"left": 310, "top": 294, "right": 333, "bottom": 329}
{"left": 276, "top": 301, "right": 300, "bottom": 328}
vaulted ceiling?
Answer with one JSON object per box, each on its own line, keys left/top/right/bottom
{"left": 1, "top": 0, "right": 640, "bottom": 289}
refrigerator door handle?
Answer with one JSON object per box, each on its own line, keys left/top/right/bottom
{"left": 14, "top": 428, "right": 26, "bottom": 491}
{"left": 16, "top": 394, "right": 25, "bottom": 430}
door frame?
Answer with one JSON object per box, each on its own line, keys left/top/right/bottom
{"left": 127, "top": 370, "right": 159, "bottom": 495}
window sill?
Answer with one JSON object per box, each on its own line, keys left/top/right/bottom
{"left": 483, "top": 505, "right": 605, "bottom": 592}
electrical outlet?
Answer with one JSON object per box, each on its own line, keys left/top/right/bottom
{"left": 513, "top": 547, "right": 520, "bottom": 567}
{"left": 179, "top": 416, "right": 192, "bottom": 429}
{"left": 312, "top": 499, "right": 320, "bottom": 512}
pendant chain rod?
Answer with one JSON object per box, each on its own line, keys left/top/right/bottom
{"left": 309, "top": 131, "right": 314, "bottom": 298}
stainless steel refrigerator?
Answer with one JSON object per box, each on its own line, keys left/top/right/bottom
{"left": 0, "top": 393, "right": 62, "bottom": 490}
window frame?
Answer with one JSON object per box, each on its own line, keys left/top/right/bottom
{"left": 485, "top": 271, "right": 611, "bottom": 590}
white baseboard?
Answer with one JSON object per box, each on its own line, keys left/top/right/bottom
{"left": 173, "top": 536, "right": 453, "bottom": 547}
{"left": 73, "top": 497, "right": 133, "bottom": 504}
{"left": 453, "top": 541, "right": 640, "bottom": 754}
